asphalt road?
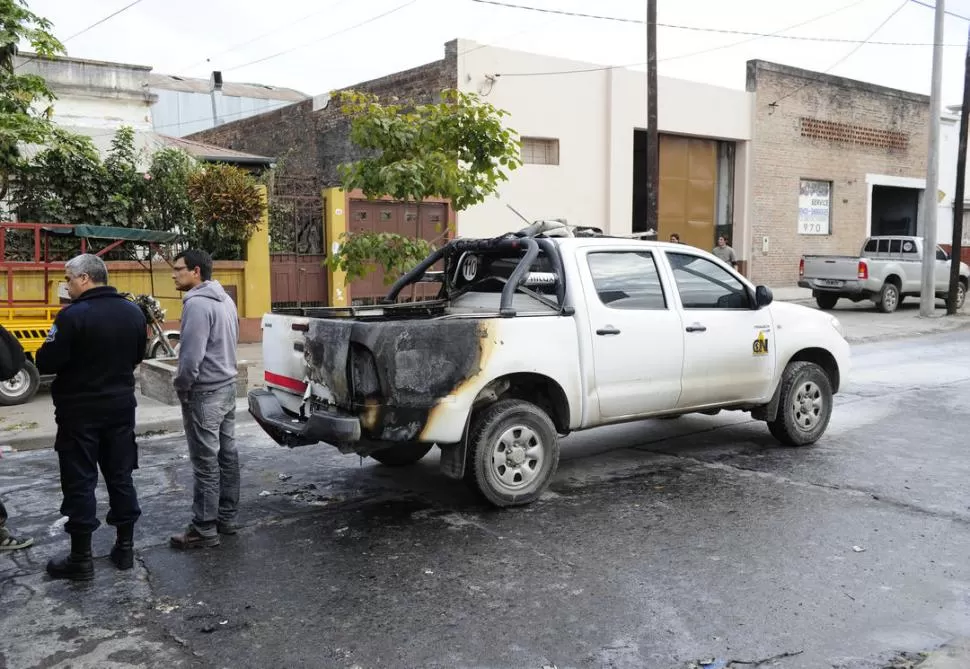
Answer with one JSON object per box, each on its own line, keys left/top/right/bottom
{"left": 2, "top": 332, "right": 970, "bottom": 669}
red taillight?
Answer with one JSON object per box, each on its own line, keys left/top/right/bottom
{"left": 799, "top": 258, "right": 805, "bottom": 277}
{"left": 858, "top": 261, "right": 868, "bottom": 280}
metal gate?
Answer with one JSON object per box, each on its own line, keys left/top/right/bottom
{"left": 268, "top": 176, "right": 328, "bottom": 308}
{"left": 347, "top": 198, "right": 449, "bottom": 304}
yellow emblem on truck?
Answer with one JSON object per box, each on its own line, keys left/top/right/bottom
{"left": 752, "top": 331, "right": 769, "bottom": 356}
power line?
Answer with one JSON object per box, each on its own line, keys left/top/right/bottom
{"left": 64, "top": 0, "right": 148, "bottom": 42}
{"left": 770, "top": 0, "right": 910, "bottom": 106}
{"left": 659, "top": 0, "right": 871, "bottom": 64}
{"left": 225, "top": 0, "right": 420, "bottom": 73}
{"left": 171, "top": 0, "right": 353, "bottom": 74}
{"left": 472, "top": 0, "right": 961, "bottom": 47}
{"left": 909, "top": 0, "right": 970, "bottom": 21}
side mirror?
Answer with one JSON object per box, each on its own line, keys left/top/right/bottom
{"left": 755, "top": 285, "right": 773, "bottom": 308}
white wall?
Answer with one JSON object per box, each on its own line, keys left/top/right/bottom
{"left": 454, "top": 40, "right": 753, "bottom": 240}
{"left": 938, "top": 113, "right": 959, "bottom": 245}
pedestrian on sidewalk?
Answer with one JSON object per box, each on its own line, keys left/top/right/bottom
{"left": 169, "top": 249, "right": 240, "bottom": 550}
{"left": 713, "top": 235, "right": 738, "bottom": 269}
{"left": 0, "top": 325, "right": 33, "bottom": 551}
{"left": 36, "top": 254, "right": 147, "bottom": 581}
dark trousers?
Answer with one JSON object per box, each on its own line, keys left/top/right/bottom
{"left": 55, "top": 408, "right": 141, "bottom": 535}
{"left": 0, "top": 499, "right": 7, "bottom": 526}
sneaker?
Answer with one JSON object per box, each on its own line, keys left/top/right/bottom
{"left": 216, "top": 521, "right": 238, "bottom": 536}
{"left": 0, "top": 527, "right": 33, "bottom": 551}
{"left": 169, "top": 526, "right": 220, "bottom": 550}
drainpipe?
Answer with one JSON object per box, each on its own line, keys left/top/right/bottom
{"left": 209, "top": 70, "right": 223, "bottom": 127}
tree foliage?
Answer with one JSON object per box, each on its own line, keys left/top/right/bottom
{"left": 329, "top": 88, "right": 522, "bottom": 284}
{"left": 186, "top": 163, "right": 264, "bottom": 260}
{"left": 0, "top": 0, "right": 64, "bottom": 199}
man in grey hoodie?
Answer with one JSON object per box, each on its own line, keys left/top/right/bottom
{"left": 169, "top": 250, "right": 240, "bottom": 549}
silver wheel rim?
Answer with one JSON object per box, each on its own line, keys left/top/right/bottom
{"left": 791, "top": 381, "right": 824, "bottom": 432}
{"left": 884, "top": 287, "right": 898, "bottom": 311}
{"left": 0, "top": 370, "right": 29, "bottom": 398}
{"left": 490, "top": 424, "right": 545, "bottom": 492}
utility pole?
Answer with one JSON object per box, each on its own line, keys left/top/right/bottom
{"left": 920, "top": 0, "right": 945, "bottom": 317}
{"left": 646, "top": 0, "right": 659, "bottom": 236}
{"left": 948, "top": 22, "right": 970, "bottom": 315}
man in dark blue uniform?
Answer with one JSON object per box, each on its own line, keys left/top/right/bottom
{"left": 37, "top": 254, "right": 147, "bottom": 581}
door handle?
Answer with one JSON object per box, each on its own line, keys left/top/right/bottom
{"left": 596, "top": 326, "right": 621, "bottom": 336}
{"left": 686, "top": 323, "right": 707, "bottom": 333}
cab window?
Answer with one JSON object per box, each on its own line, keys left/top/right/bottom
{"left": 667, "top": 252, "right": 751, "bottom": 310}
{"left": 587, "top": 251, "right": 667, "bottom": 310}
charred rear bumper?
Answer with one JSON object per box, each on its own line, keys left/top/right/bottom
{"left": 248, "top": 388, "right": 361, "bottom": 447}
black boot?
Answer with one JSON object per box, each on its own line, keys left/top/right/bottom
{"left": 47, "top": 532, "right": 94, "bottom": 581}
{"left": 110, "top": 523, "right": 134, "bottom": 570}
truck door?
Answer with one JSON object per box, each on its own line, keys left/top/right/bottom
{"left": 662, "top": 251, "right": 776, "bottom": 408}
{"left": 581, "top": 249, "right": 684, "bottom": 419}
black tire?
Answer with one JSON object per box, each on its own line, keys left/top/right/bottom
{"left": 766, "top": 361, "right": 833, "bottom": 447}
{"left": 877, "top": 282, "right": 900, "bottom": 313}
{"left": 369, "top": 443, "right": 433, "bottom": 467}
{"left": 0, "top": 361, "right": 41, "bottom": 406}
{"left": 815, "top": 294, "right": 839, "bottom": 310}
{"left": 467, "top": 399, "right": 560, "bottom": 507}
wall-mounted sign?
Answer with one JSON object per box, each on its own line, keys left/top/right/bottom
{"left": 798, "top": 179, "right": 832, "bottom": 235}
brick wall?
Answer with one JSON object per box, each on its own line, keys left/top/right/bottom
{"left": 190, "top": 41, "right": 459, "bottom": 188}
{"left": 746, "top": 61, "right": 929, "bottom": 287}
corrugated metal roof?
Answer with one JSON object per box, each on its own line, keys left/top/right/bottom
{"left": 159, "top": 134, "right": 275, "bottom": 165}
{"left": 148, "top": 73, "right": 309, "bottom": 102}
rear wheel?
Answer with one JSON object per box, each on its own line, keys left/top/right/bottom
{"left": 767, "top": 361, "right": 833, "bottom": 447}
{"left": 877, "top": 282, "right": 900, "bottom": 313}
{"left": 955, "top": 280, "right": 967, "bottom": 311}
{"left": 467, "top": 399, "right": 560, "bottom": 507}
{"left": 815, "top": 294, "right": 839, "bottom": 310}
{"left": 0, "top": 361, "right": 41, "bottom": 406}
{"left": 369, "top": 443, "right": 433, "bottom": 467}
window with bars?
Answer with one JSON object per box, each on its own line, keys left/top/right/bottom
{"left": 521, "top": 137, "right": 560, "bottom": 165}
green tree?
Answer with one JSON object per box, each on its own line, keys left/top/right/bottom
{"left": 329, "top": 88, "right": 522, "bottom": 284}
{"left": 143, "top": 147, "right": 198, "bottom": 232}
{"left": 186, "top": 163, "right": 264, "bottom": 259}
{"left": 0, "top": 0, "right": 64, "bottom": 200}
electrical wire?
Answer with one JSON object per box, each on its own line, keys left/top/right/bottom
{"left": 171, "top": 0, "right": 353, "bottom": 74}
{"left": 63, "top": 0, "right": 148, "bottom": 42}
{"left": 659, "top": 0, "right": 872, "bottom": 64}
{"left": 224, "top": 0, "right": 420, "bottom": 73}
{"left": 909, "top": 0, "right": 970, "bottom": 21}
{"left": 769, "top": 0, "right": 910, "bottom": 106}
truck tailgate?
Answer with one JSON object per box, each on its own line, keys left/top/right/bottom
{"left": 802, "top": 255, "right": 860, "bottom": 282}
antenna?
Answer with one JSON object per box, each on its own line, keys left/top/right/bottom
{"left": 506, "top": 204, "right": 532, "bottom": 225}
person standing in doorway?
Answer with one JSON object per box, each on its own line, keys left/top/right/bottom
{"left": 669, "top": 233, "right": 681, "bottom": 244}
{"left": 712, "top": 236, "right": 738, "bottom": 268}
{"left": 169, "top": 250, "right": 240, "bottom": 550}
{"left": 36, "top": 254, "right": 146, "bottom": 580}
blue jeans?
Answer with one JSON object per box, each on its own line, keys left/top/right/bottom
{"left": 180, "top": 385, "right": 238, "bottom": 537}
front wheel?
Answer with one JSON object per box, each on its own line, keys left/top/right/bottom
{"left": 767, "top": 361, "right": 833, "bottom": 446}
{"left": 0, "top": 361, "right": 41, "bottom": 406}
{"left": 467, "top": 399, "right": 560, "bottom": 507}
{"left": 954, "top": 280, "right": 967, "bottom": 311}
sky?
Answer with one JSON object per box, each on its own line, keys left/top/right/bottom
{"left": 21, "top": 0, "right": 970, "bottom": 107}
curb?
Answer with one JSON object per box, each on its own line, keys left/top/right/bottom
{"left": 844, "top": 318, "right": 970, "bottom": 345}
{"left": 0, "top": 401, "right": 253, "bottom": 453}
{"left": 916, "top": 638, "right": 970, "bottom": 668}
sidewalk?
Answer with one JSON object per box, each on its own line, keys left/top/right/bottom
{"left": 1, "top": 299, "right": 969, "bottom": 453}
{"left": 0, "top": 343, "right": 263, "bottom": 453}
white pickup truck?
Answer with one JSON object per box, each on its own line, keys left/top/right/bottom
{"left": 250, "top": 226, "right": 851, "bottom": 507}
{"left": 799, "top": 235, "right": 968, "bottom": 313}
